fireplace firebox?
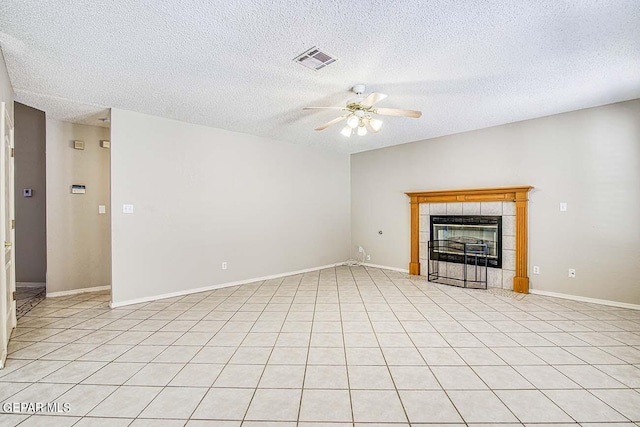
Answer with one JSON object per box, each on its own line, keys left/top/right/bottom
{"left": 430, "top": 215, "right": 502, "bottom": 268}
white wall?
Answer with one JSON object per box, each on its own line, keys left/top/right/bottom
{"left": 110, "top": 109, "right": 350, "bottom": 305}
{"left": 351, "top": 99, "right": 640, "bottom": 305}
{"left": 46, "top": 120, "right": 111, "bottom": 294}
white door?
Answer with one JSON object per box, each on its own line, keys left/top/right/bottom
{"left": 0, "top": 101, "right": 16, "bottom": 368}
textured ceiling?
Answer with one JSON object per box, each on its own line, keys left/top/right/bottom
{"left": 1, "top": 0, "right": 639, "bottom": 153}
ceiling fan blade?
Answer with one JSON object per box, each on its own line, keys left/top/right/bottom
{"left": 303, "top": 107, "right": 346, "bottom": 110}
{"left": 361, "top": 92, "right": 387, "bottom": 107}
{"left": 374, "top": 108, "right": 422, "bottom": 118}
{"left": 315, "top": 115, "right": 347, "bottom": 131}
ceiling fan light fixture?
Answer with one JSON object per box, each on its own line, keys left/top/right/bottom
{"left": 369, "top": 118, "right": 383, "bottom": 132}
{"left": 303, "top": 84, "right": 422, "bottom": 138}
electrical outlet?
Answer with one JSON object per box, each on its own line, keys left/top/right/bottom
{"left": 568, "top": 268, "right": 576, "bottom": 278}
{"left": 366, "top": 255, "right": 371, "bottom": 261}
{"left": 358, "top": 246, "right": 364, "bottom": 253}
{"left": 560, "top": 202, "right": 568, "bottom": 212}
{"left": 533, "top": 265, "right": 540, "bottom": 274}
{"left": 222, "top": 262, "right": 227, "bottom": 270}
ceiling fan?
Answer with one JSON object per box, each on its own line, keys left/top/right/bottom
{"left": 303, "top": 84, "right": 422, "bottom": 137}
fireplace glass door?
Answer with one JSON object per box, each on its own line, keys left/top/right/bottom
{"left": 430, "top": 216, "right": 502, "bottom": 268}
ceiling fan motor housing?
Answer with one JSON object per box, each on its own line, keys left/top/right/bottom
{"left": 352, "top": 84, "right": 366, "bottom": 95}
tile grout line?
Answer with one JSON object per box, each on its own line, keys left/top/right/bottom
{"left": 238, "top": 274, "right": 299, "bottom": 425}
{"left": 375, "top": 267, "right": 466, "bottom": 425}
{"left": 351, "top": 266, "right": 412, "bottom": 424}
{"left": 339, "top": 266, "right": 357, "bottom": 427}
{"left": 187, "top": 279, "right": 273, "bottom": 422}
{"left": 295, "top": 267, "right": 328, "bottom": 426}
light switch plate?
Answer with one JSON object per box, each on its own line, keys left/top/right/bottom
{"left": 559, "top": 202, "right": 568, "bottom": 212}
{"left": 98, "top": 205, "right": 106, "bottom": 214}
{"left": 122, "top": 204, "right": 134, "bottom": 214}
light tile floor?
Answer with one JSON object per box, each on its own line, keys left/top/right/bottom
{"left": 2, "top": 266, "right": 640, "bottom": 426}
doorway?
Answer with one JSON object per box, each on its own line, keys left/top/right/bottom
{"left": 13, "top": 102, "right": 47, "bottom": 319}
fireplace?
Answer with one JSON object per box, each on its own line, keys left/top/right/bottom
{"left": 430, "top": 215, "right": 502, "bottom": 268}
{"left": 406, "top": 186, "right": 533, "bottom": 293}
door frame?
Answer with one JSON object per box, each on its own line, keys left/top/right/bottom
{"left": 0, "top": 101, "right": 16, "bottom": 368}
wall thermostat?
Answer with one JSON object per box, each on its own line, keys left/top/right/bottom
{"left": 71, "top": 185, "right": 86, "bottom": 194}
{"left": 23, "top": 188, "right": 33, "bottom": 197}
{"left": 73, "top": 140, "right": 85, "bottom": 150}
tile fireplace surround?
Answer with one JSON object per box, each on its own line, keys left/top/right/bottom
{"left": 406, "top": 187, "right": 533, "bottom": 293}
{"left": 419, "top": 201, "right": 514, "bottom": 289}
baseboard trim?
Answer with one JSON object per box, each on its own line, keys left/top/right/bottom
{"left": 110, "top": 263, "right": 344, "bottom": 308}
{"left": 361, "top": 263, "right": 409, "bottom": 273}
{"left": 530, "top": 289, "right": 640, "bottom": 311}
{"left": 0, "top": 348, "right": 7, "bottom": 370}
{"left": 47, "top": 285, "right": 110, "bottom": 298}
{"left": 17, "top": 282, "right": 46, "bottom": 288}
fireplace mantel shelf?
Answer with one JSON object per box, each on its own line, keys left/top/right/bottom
{"left": 406, "top": 186, "right": 533, "bottom": 293}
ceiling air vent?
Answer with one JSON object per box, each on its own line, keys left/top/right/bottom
{"left": 293, "top": 47, "right": 337, "bottom": 71}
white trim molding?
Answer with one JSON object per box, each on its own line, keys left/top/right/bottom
{"left": 110, "top": 263, "right": 344, "bottom": 308}
{"left": 530, "top": 289, "right": 640, "bottom": 311}
{"left": 47, "top": 285, "right": 110, "bottom": 298}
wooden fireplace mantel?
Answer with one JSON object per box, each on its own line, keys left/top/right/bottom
{"left": 406, "top": 186, "right": 533, "bottom": 293}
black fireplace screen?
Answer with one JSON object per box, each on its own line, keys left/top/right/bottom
{"left": 430, "top": 215, "right": 502, "bottom": 268}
